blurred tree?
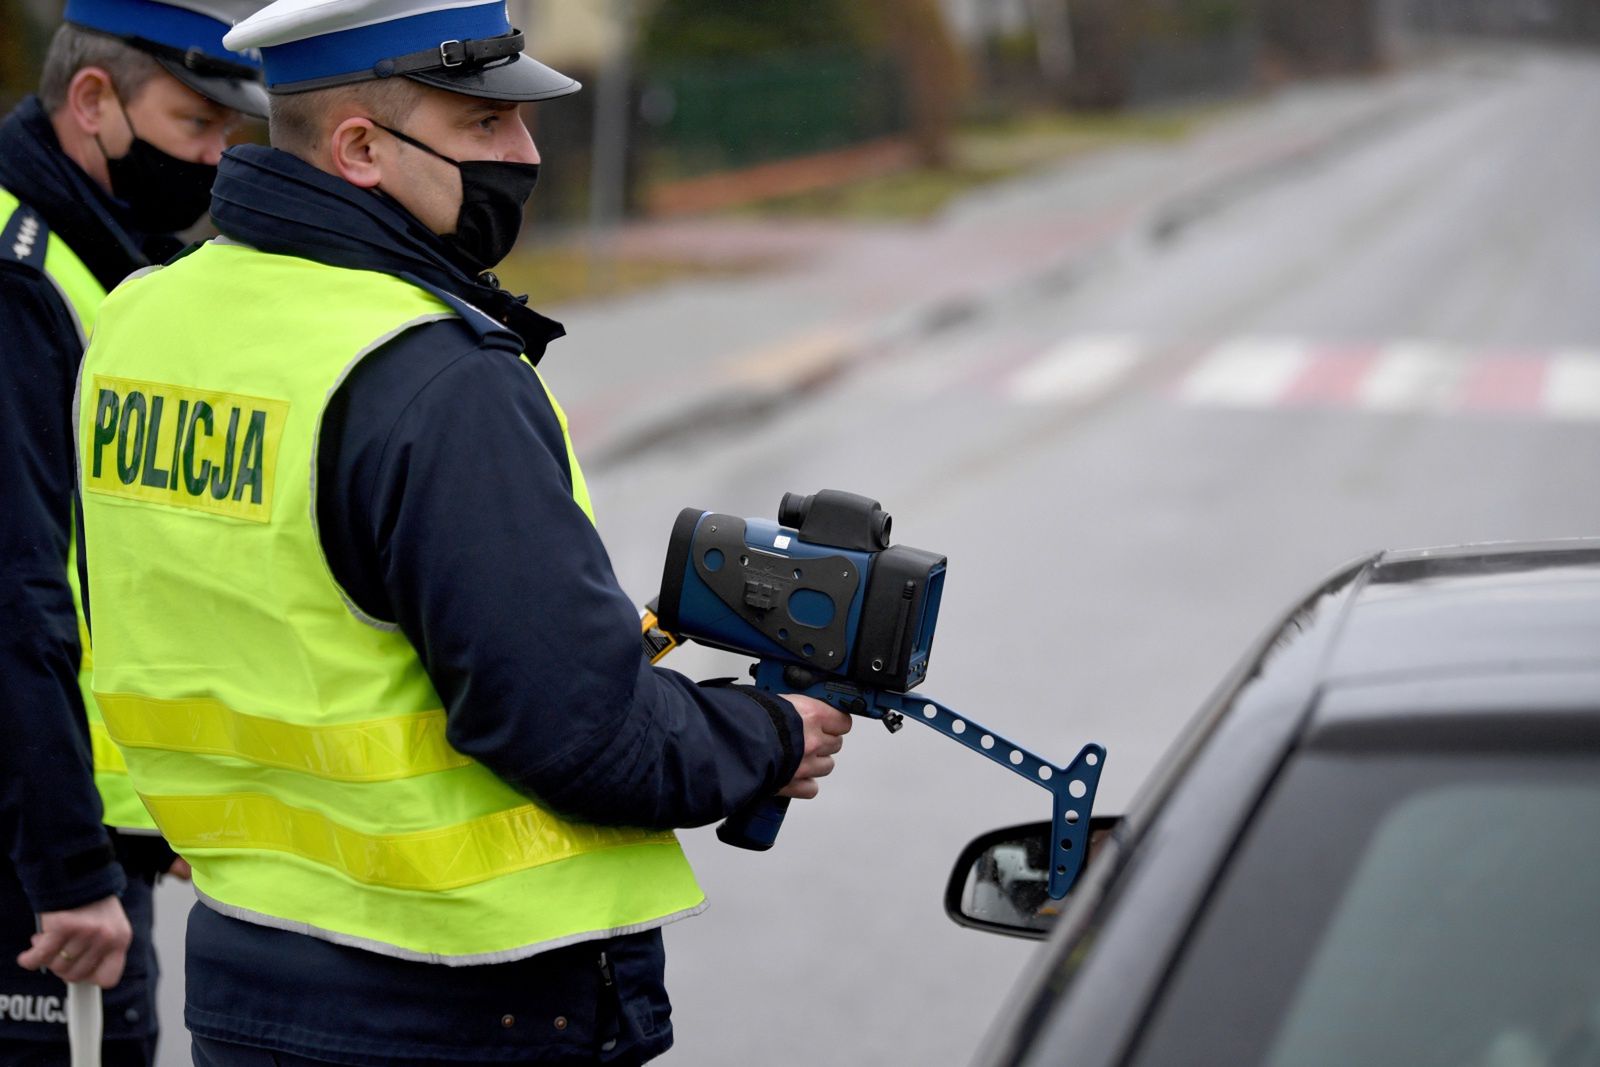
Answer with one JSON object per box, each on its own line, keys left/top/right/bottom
{"left": 1029, "top": 0, "right": 1078, "bottom": 92}
{"left": 2, "top": 0, "right": 62, "bottom": 111}
{"left": 859, "top": 0, "right": 968, "bottom": 165}
{"left": 1058, "top": 0, "right": 1138, "bottom": 108}
{"left": 1261, "top": 0, "right": 1381, "bottom": 74}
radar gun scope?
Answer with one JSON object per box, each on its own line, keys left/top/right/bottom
{"left": 653, "top": 490, "right": 1108, "bottom": 900}
{"left": 657, "top": 490, "right": 946, "bottom": 695}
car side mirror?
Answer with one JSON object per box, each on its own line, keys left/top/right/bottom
{"left": 945, "top": 817, "right": 1121, "bottom": 939}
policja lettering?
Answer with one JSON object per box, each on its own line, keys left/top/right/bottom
{"left": 84, "top": 375, "right": 288, "bottom": 522}
{"left": 0, "top": 994, "right": 67, "bottom": 1024}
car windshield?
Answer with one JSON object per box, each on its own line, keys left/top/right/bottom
{"left": 1124, "top": 750, "right": 1600, "bottom": 1067}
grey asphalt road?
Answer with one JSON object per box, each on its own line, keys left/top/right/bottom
{"left": 148, "top": 44, "right": 1600, "bottom": 1067}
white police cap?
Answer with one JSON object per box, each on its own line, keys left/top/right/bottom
{"left": 223, "top": 0, "right": 580, "bottom": 102}
{"left": 65, "top": 0, "right": 269, "bottom": 116}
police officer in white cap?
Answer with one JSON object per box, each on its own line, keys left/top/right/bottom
{"left": 74, "top": 1, "right": 851, "bottom": 1064}
{"left": 0, "top": 1, "right": 266, "bottom": 1063}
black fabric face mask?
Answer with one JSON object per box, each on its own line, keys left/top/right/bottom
{"left": 96, "top": 100, "right": 218, "bottom": 235}
{"left": 378, "top": 124, "right": 539, "bottom": 273}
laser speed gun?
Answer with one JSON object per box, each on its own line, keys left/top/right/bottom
{"left": 650, "top": 490, "right": 1106, "bottom": 899}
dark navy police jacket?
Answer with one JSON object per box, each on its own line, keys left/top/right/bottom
{"left": 178, "top": 145, "right": 804, "bottom": 1066}
{"left": 0, "top": 96, "right": 174, "bottom": 1048}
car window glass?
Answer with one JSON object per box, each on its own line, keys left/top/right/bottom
{"left": 1122, "top": 754, "right": 1600, "bottom": 1067}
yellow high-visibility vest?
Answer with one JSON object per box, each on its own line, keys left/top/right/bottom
{"left": 0, "top": 184, "right": 155, "bottom": 832}
{"left": 77, "top": 240, "right": 704, "bottom": 963}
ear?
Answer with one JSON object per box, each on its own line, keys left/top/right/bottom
{"left": 328, "top": 117, "right": 386, "bottom": 188}
{"left": 63, "top": 66, "right": 118, "bottom": 139}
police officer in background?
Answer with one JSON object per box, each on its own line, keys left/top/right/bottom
{"left": 75, "top": 0, "right": 852, "bottom": 1063}
{"left": 0, "top": 1, "right": 265, "bottom": 1063}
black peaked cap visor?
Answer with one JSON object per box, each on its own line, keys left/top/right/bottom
{"left": 157, "top": 57, "right": 270, "bottom": 118}
{"left": 405, "top": 54, "right": 581, "bottom": 103}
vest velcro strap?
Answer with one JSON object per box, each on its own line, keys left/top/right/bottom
{"left": 97, "top": 692, "right": 471, "bottom": 782}
{"left": 146, "top": 792, "right": 676, "bottom": 892}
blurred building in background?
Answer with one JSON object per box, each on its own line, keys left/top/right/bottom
{"left": 516, "top": 0, "right": 1408, "bottom": 227}
{"left": 515, "top": 2, "right": 613, "bottom": 69}
{"left": 3, "top": 0, "right": 1596, "bottom": 227}
{"left": 1397, "top": 0, "right": 1600, "bottom": 38}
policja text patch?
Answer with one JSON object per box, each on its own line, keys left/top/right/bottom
{"left": 84, "top": 375, "right": 288, "bottom": 523}
{"left": 0, "top": 993, "right": 66, "bottom": 1024}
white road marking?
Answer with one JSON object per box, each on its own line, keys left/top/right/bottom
{"left": 1356, "top": 342, "right": 1462, "bottom": 412}
{"left": 1543, "top": 350, "right": 1600, "bottom": 420}
{"left": 1006, "top": 335, "right": 1143, "bottom": 405}
{"left": 1003, "top": 334, "right": 1600, "bottom": 423}
{"left": 1179, "top": 338, "right": 1310, "bottom": 407}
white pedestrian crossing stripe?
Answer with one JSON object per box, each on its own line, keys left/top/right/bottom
{"left": 1357, "top": 343, "right": 1460, "bottom": 412}
{"left": 999, "top": 335, "right": 1600, "bottom": 421}
{"left": 1005, "top": 335, "right": 1143, "bottom": 405}
{"left": 1178, "top": 338, "right": 1312, "bottom": 408}
{"left": 1544, "top": 353, "right": 1600, "bottom": 420}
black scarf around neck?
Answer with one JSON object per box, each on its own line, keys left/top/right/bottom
{"left": 210, "top": 144, "right": 564, "bottom": 360}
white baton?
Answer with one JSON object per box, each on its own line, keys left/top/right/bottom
{"left": 66, "top": 981, "right": 103, "bottom": 1067}
{"left": 34, "top": 914, "right": 103, "bottom": 1067}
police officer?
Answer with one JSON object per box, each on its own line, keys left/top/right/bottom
{"left": 75, "top": 0, "right": 852, "bottom": 1063}
{"left": 0, "top": 1, "right": 265, "bottom": 1063}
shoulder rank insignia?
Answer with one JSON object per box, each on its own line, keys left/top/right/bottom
{"left": 1, "top": 204, "right": 48, "bottom": 271}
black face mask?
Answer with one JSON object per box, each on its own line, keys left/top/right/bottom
{"left": 378, "top": 124, "right": 539, "bottom": 273}
{"left": 96, "top": 100, "right": 218, "bottom": 235}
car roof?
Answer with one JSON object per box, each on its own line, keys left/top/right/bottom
{"left": 1312, "top": 538, "right": 1600, "bottom": 741}
{"left": 1326, "top": 538, "right": 1600, "bottom": 687}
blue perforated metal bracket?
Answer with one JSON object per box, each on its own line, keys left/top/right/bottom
{"left": 873, "top": 692, "right": 1105, "bottom": 899}
{"left": 753, "top": 662, "right": 1106, "bottom": 898}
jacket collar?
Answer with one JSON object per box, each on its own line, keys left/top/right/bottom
{"left": 210, "top": 145, "right": 564, "bottom": 361}
{"left": 0, "top": 96, "right": 165, "bottom": 290}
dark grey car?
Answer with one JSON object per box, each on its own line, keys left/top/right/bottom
{"left": 949, "top": 540, "right": 1600, "bottom": 1067}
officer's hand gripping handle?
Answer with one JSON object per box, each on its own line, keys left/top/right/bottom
{"left": 714, "top": 660, "right": 832, "bottom": 850}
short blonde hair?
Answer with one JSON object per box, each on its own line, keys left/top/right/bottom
{"left": 267, "top": 78, "right": 426, "bottom": 157}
